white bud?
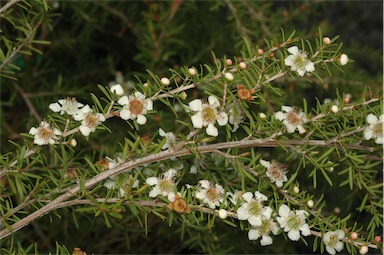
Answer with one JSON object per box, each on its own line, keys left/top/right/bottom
{"left": 143, "top": 82, "right": 149, "bottom": 88}
{"left": 225, "top": 59, "right": 233, "bottom": 65}
{"left": 224, "top": 72, "right": 234, "bottom": 81}
{"left": 340, "top": 54, "right": 349, "bottom": 66}
{"left": 218, "top": 209, "right": 227, "bottom": 219}
{"left": 161, "top": 77, "right": 170, "bottom": 86}
{"left": 359, "top": 246, "right": 368, "bottom": 255}
{"left": 322, "top": 37, "right": 331, "bottom": 45}
{"left": 70, "top": 138, "right": 77, "bottom": 147}
{"left": 307, "top": 200, "right": 314, "bottom": 208}
{"left": 188, "top": 68, "right": 196, "bottom": 76}
{"left": 110, "top": 84, "right": 124, "bottom": 96}
{"left": 259, "top": 112, "right": 267, "bottom": 119}
{"left": 331, "top": 105, "right": 339, "bottom": 113}
{"left": 293, "top": 186, "right": 300, "bottom": 194}
{"left": 239, "top": 62, "right": 247, "bottom": 69}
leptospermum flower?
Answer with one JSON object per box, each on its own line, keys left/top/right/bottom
{"left": 189, "top": 96, "right": 228, "bottom": 137}
{"left": 276, "top": 204, "right": 311, "bottom": 241}
{"left": 49, "top": 97, "right": 85, "bottom": 116}
{"left": 159, "top": 128, "right": 177, "bottom": 150}
{"left": 117, "top": 91, "right": 153, "bottom": 125}
{"left": 323, "top": 229, "right": 345, "bottom": 255}
{"left": 74, "top": 107, "right": 106, "bottom": 137}
{"left": 260, "top": 159, "right": 288, "bottom": 188}
{"left": 195, "top": 180, "right": 225, "bottom": 209}
{"left": 29, "top": 121, "right": 61, "bottom": 145}
{"left": 364, "top": 114, "right": 383, "bottom": 144}
{"left": 284, "top": 46, "right": 315, "bottom": 77}
{"left": 237, "top": 191, "right": 273, "bottom": 227}
{"left": 146, "top": 168, "right": 178, "bottom": 201}
{"left": 228, "top": 102, "right": 245, "bottom": 132}
{"left": 275, "top": 106, "right": 307, "bottom": 134}
{"left": 248, "top": 218, "right": 280, "bottom": 246}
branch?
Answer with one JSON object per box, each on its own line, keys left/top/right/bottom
{"left": 0, "top": 0, "right": 20, "bottom": 14}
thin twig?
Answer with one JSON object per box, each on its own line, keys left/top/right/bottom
{"left": 13, "top": 83, "right": 42, "bottom": 122}
{"left": 0, "top": 0, "right": 20, "bottom": 14}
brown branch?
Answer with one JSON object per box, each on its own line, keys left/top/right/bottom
{"left": 0, "top": 0, "right": 20, "bottom": 14}
{"left": 13, "top": 83, "right": 42, "bottom": 122}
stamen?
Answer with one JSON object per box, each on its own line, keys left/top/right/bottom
{"left": 206, "top": 187, "right": 219, "bottom": 202}
{"left": 248, "top": 201, "right": 262, "bottom": 216}
{"left": 287, "top": 215, "right": 300, "bottom": 230}
{"left": 84, "top": 114, "right": 100, "bottom": 129}
{"left": 201, "top": 106, "right": 217, "bottom": 124}
{"left": 286, "top": 107, "right": 301, "bottom": 126}
{"left": 372, "top": 122, "right": 383, "bottom": 136}
{"left": 159, "top": 179, "right": 175, "bottom": 193}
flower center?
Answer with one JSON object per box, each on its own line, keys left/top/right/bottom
{"left": 38, "top": 127, "right": 54, "bottom": 142}
{"left": 206, "top": 187, "right": 219, "bottom": 202}
{"left": 372, "top": 122, "right": 383, "bottom": 137}
{"left": 129, "top": 99, "right": 144, "bottom": 115}
{"left": 286, "top": 215, "right": 301, "bottom": 230}
{"left": 201, "top": 105, "right": 217, "bottom": 124}
{"left": 159, "top": 179, "right": 175, "bottom": 193}
{"left": 329, "top": 234, "right": 339, "bottom": 247}
{"left": 248, "top": 200, "right": 262, "bottom": 216}
{"left": 63, "top": 97, "right": 79, "bottom": 114}
{"left": 269, "top": 162, "right": 287, "bottom": 180}
{"left": 258, "top": 219, "right": 271, "bottom": 235}
{"left": 294, "top": 55, "right": 305, "bottom": 68}
{"left": 286, "top": 108, "right": 301, "bottom": 126}
{"left": 84, "top": 114, "right": 100, "bottom": 129}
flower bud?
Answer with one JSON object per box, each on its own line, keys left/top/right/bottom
{"left": 70, "top": 138, "right": 77, "bottom": 147}
{"left": 259, "top": 112, "right": 267, "bottom": 119}
{"left": 323, "top": 37, "right": 331, "bottom": 45}
{"left": 110, "top": 84, "right": 124, "bottom": 96}
{"left": 218, "top": 209, "right": 228, "bottom": 219}
{"left": 351, "top": 232, "right": 358, "bottom": 240}
{"left": 359, "top": 246, "right": 368, "bottom": 255}
{"left": 293, "top": 186, "right": 300, "bottom": 193}
{"left": 307, "top": 199, "right": 314, "bottom": 208}
{"left": 161, "top": 77, "right": 171, "bottom": 86}
{"left": 375, "top": 236, "right": 382, "bottom": 243}
{"left": 334, "top": 207, "right": 341, "bottom": 214}
{"left": 180, "top": 92, "right": 187, "bottom": 100}
{"left": 239, "top": 62, "right": 247, "bottom": 69}
{"left": 188, "top": 68, "right": 196, "bottom": 76}
{"left": 143, "top": 82, "right": 149, "bottom": 87}
{"left": 331, "top": 105, "right": 339, "bottom": 113}
{"left": 224, "top": 72, "right": 234, "bottom": 81}
{"left": 340, "top": 54, "right": 349, "bottom": 66}
{"left": 225, "top": 59, "right": 233, "bottom": 65}
{"left": 257, "top": 48, "right": 264, "bottom": 55}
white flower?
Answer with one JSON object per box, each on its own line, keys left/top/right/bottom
{"left": 260, "top": 159, "right": 288, "bottom": 188}
{"left": 237, "top": 191, "right": 273, "bottom": 227}
{"left": 364, "top": 114, "right": 383, "bottom": 144}
{"left": 339, "top": 54, "right": 349, "bottom": 66}
{"left": 195, "top": 180, "right": 225, "bottom": 209}
{"left": 275, "top": 106, "right": 307, "bottom": 134}
{"left": 49, "top": 97, "right": 85, "bottom": 116}
{"left": 159, "top": 128, "right": 177, "bottom": 150}
{"left": 189, "top": 165, "right": 198, "bottom": 174}
{"left": 118, "top": 92, "right": 153, "bottom": 125}
{"left": 248, "top": 218, "right": 280, "bottom": 246}
{"left": 110, "top": 84, "right": 124, "bottom": 96}
{"left": 74, "top": 107, "right": 106, "bottom": 137}
{"left": 228, "top": 102, "right": 244, "bottom": 132}
{"left": 284, "top": 46, "right": 315, "bottom": 77}
{"left": 188, "top": 68, "right": 196, "bottom": 76}
{"left": 276, "top": 204, "right": 311, "bottom": 241}
{"left": 146, "top": 168, "right": 178, "bottom": 201}
{"left": 189, "top": 96, "right": 228, "bottom": 137}
{"left": 323, "top": 230, "right": 345, "bottom": 255}
{"left": 29, "top": 121, "right": 61, "bottom": 145}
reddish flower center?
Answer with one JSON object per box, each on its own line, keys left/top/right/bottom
{"left": 129, "top": 99, "right": 144, "bottom": 115}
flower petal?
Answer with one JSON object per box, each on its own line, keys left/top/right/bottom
{"left": 217, "top": 112, "right": 228, "bottom": 126}
{"left": 208, "top": 96, "right": 220, "bottom": 107}
{"left": 191, "top": 114, "right": 203, "bottom": 128}
{"left": 260, "top": 235, "right": 273, "bottom": 246}
{"left": 288, "top": 46, "right": 299, "bottom": 55}
{"left": 206, "top": 123, "right": 218, "bottom": 137}
{"left": 248, "top": 229, "right": 260, "bottom": 240}
{"left": 49, "top": 103, "right": 62, "bottom": 113}
{"left": 137, "top": 115, "right": 147, "bottom": 125}
{"left": 117, "top": 96, "right": 129, "bottom": 105}
{"left": 288, "top": 230, "right": 300, "bottom": 241}
{"left": 367, "top": 114, "right": 378, "bottom": 124}
{"left": 278, "top": 204, "right": 290, "bottom": 217}
{"left": 120, "top": 109, "right": 131, "bottom": 120}
{"left": 146, "top": 177, "right": 158, "bottom": 186}
{"left": 275, "top": 111, "right": 285, "bottom": 121}
{"left": 189, "top": 99, "right": 202, "bottom": 111}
